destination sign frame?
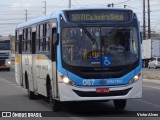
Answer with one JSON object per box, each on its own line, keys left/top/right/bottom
{"left": 65, "top": 10, "right": 132, "bottom": 23}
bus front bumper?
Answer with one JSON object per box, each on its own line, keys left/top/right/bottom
{"left": 58, "top": 77, "right": 142, "bottom": 102}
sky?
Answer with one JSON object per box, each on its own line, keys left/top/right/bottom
{"left": 0, "top": 0, "right": 160, "bottom": 36}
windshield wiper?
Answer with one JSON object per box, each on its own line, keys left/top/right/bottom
{"left": 78, "top": 24, "right": 97, "bottom": 45}
{"left": 102, "top": 25, "right": 120, "bottom": 43}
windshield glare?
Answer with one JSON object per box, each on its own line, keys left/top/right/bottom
{"left": 62, "top": 27, "right": 139, "bottom": 67}
{"left": 0, "top": 42, "right": 10, "bottom": 50}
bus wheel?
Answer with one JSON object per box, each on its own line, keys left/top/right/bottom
{"left": 47, "top": 80, "right": 53, "bottom": 103}
{"left": 113, "top": 99, "right": 126, "bottom": 110}
{"left": 26, "top": 75, "right": 36, "bottom": 99}
{"left": 52, "top": 99, "right": 61, "bottom": 112}
{"left": 47, "top": 80, "right": 61, "bottom": 112}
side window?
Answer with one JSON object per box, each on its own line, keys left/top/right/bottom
{"left": 44, "top": 23, "right": 51, "bottom": 52}
{"left": 15, "top": 31, "right": 19, "bottom": 53}
{"left": 52, "top": 28, "right": 57, "bottom": 43}
{"left": 27, "top": 28, "right": 31, "bottom": 53}
{"left": 43, "top": 23, "right": 47, "bottom": 51}
{"left": 52, "top": 27, "right": 57, "bottom": 61}
{"left": 36, "top": 25, "right": 40, "bottom": 52}
{"left": 22, "top": 29, "right": 26, "bottom": 52}
{"left": 22, "top": 28, "right": 31, "bottom": 53}
{"left": 40, "top": 24, "right": 43, "bottom": 51}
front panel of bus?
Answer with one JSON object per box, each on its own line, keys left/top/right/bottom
{"left": 57, "top": 9, "right": 142, "bottom": 101}
{"left": 0, "top": 40, "right": 11, "bottom": 70}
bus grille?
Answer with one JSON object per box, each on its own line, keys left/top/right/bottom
{"left": 0, "top": 57, "right": 8, "bottom": 60}
{"left": 72, "top": 88, "right": 132, "bottom": 97}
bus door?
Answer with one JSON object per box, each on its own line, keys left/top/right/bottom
{"left": 19, "top": 34, "right": 23, "bottom": 86}
{"left": 31, "top": 26, "right": 38, "bottom": 93}
{"left": 51, "top": 20, "right": 58, "bottom": 98}
{"left": 15, "top": 30, "right": 23, "bottom": 86}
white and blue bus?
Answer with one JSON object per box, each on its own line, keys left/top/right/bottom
{"left": 15, "top": 8, "right": 142, "bottom": 112}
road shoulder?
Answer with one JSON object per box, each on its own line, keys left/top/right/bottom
{"left": 143, "top": 79, "right": 160, "bottom": 84}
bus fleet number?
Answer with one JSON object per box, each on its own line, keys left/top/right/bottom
{"left": 83, "top": 79, "right": 95, "bottom": 86}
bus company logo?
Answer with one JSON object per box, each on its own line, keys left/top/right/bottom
{"left": 2, "top": 112, "right": 11, "bottom": 117}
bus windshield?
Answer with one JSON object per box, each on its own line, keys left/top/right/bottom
{"left": 62, "top": 27, "right": 139, "bottom": 67}
{"left": 0, "top": 41, "right": 11, "bottom": 50}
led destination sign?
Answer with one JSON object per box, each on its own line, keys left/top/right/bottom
{"left": 65, "top": 10, "right": 132, "bottom": 23}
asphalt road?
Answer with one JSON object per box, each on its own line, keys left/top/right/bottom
{"left": 0, "top": 67, "right": 160, "bottom": 119}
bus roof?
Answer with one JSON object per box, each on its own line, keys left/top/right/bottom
{"left": 16, "top": 8, "right": 133, "bottom": 29}
{"left": 0, "top": 37, "right": 10, "bottom": 41}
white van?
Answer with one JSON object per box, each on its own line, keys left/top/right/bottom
{"left": 148, "top": 57, "right": 160, "bottom": 69}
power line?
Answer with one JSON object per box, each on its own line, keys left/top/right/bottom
{"left": 114, "top": 0, "right": 132, "bottom": 5}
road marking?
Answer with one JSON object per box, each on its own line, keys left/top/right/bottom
{"left": 136, "top": 99, "right": 160, "bottom": 108}
{"left": 143, "top": 85, "right": 160, "bottom": 90}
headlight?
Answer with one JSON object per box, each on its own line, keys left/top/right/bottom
{"left": 129, "top": 73, "right": 141, "bottom": 84}
{"left": 60, "top": 75, "right": 76, "bottom": 86}
{"left": 61, "top": 76, "right": 69, "bottom": 83}
{"left": 8, "top": 61, "right": 11, "bottom": 65}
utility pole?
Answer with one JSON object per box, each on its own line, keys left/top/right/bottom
{"left": 148, "top": 0, "right": 151, "bottom": 39}
{"left": 43, "top": 1, "right": 46, "bottom": 15}
{"left": 25, "top": 9, "right": 28, "bottom": 22}
{"left": 143, "top": 0, "right": 146, "bottom": 40}
{"left": 69, "top": 0, "right": 71, "bottom": 8}
{"left": 111, "top": 3, "right": 114, "bottom": 7}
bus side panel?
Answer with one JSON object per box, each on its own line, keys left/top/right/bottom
{"left": 15, "top": 54, "right": 22, "bottom": 86}
{"left": 27, "top": 54, "right": 34, "bottom": 92}
{"left": 31, "top": 54, "right": 38, "bottom": 93}
{"left": 22, "top": 54, "right": 29, "bottom": 89}
{"left": 36, "top": 55, "right": 51, "bottom": 96}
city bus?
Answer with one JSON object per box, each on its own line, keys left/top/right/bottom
{"left": 15, "top": 8, "right": 142, "bottom": 112}
{"left": 0, "top": 37, "right": 12, "bottom": 71}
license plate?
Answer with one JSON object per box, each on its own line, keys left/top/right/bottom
{"left": 96, "top": 88, "right": 110, "bottom": 93}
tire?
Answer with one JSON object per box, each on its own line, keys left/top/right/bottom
{"left": 148, "top": 65, "right": 150, "bottom": 69}
{"left": 26, "top": 75, "right": 36, "bottom": 100}
{"left": 52, "top": 99, "right": 61, "bottom": 112}
{"left": 47, "top": 80, "right": 61, "bottom": 112}
{"left": 154, "top": 65, "right": 157, "bottom": 69}
{"left": 143, "top": 61, "right": 146, "bottom": 68}
{"left": 114, "top": 99, "right": 126, "bottom": 110}
{"left": 47, "top": 80, "right": 53, "bottom": 104}
{"left": 27, "top": 87, "right": 36, "bottom": 100}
